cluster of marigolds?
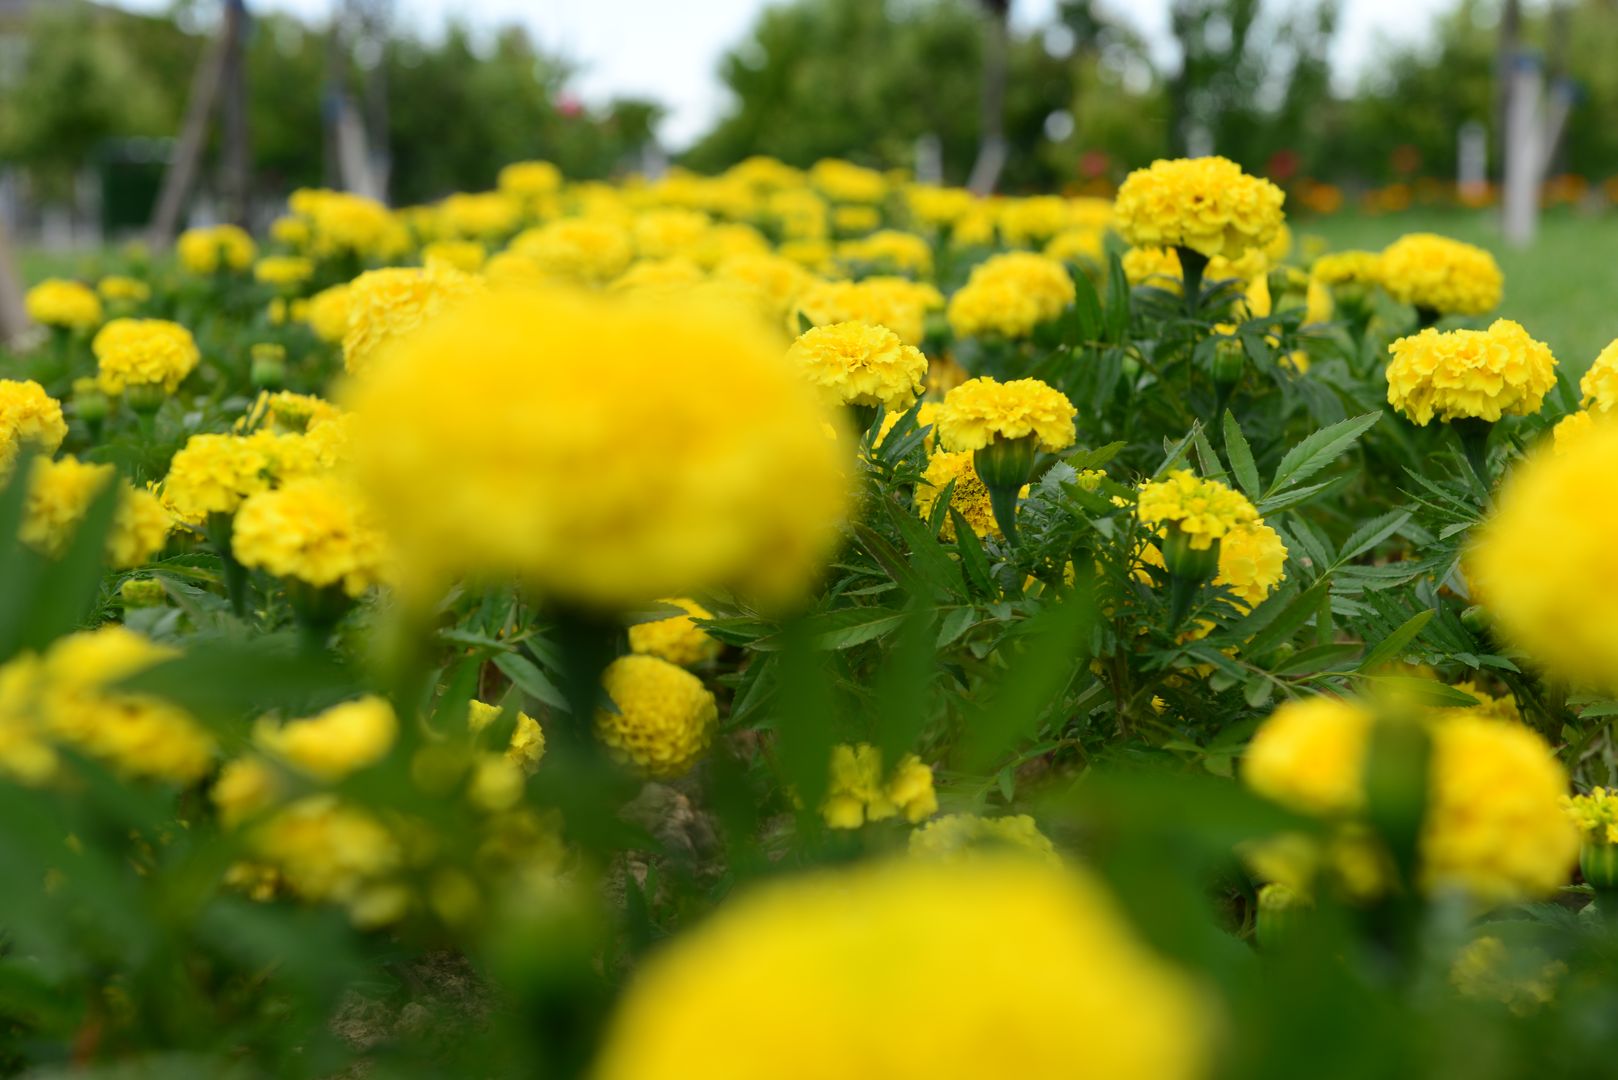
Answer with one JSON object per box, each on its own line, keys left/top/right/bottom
{"left": 11, "top": 150, "right": 1618, "bottom": 1077}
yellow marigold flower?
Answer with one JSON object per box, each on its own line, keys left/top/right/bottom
{"left": 594, "top": 858, "right": 1210, "bottom": 1080}
{"left": 345, "top": 290, "right": 853, "bottom": 608}
{"left": 288, "top": 188, "right": 396, "bottom": 258}
{"left": 1422, "top": 715, "right": 1577, "bottom": 903}
{"left": 304, "top": 282, "right": 351, "bottom": 343}
{"left": 436, "top": 191, "right": 522, "bottom": 240}
{"left": 0, "top": 654, "right": 59, "bottom": 785}
{"left": 1122, "top": 246, "right": 1269, "bottom": 291}
{"left": 710, "top": 252, "right": 813, "bottom": 322}
{"left": 92, "top": 318, "right": 200, "bottom": 396}
{"left": 0, "top": 379, "right": 67, "bottom": 476}
{"left": 1311, "top": 250, "right": 1381, "bottom": 288}
{"left": 631, "top": 208, "right": 711, "bottom": 260}
{"left": 253, "top": 255, "right": 314, "bottom": 288}
{"left": 511, "top": 219, "right": 634, "bottom": 284}
{"left": 1468, "top": 422, "right": 1618, "bottom": 691}
{"left": 269, "top": 214, "right": 311, "bottom": 248}
{"left": 497, "top": 160, "right": 563, "bottom": 199}
{"left": 1566, "top": 787, "right": 1618, "bottom": 846}
{"left": 256, "top": 696, "right": 397, "bottom": 781}
{"left": 792, "top": 277, "right": 943, "bottom": 347}
{"left": 250, "top": 794, "right": 403, "bottom": 924}
{"left": 788, "top": 321, "right": 926, "bottom": 412}
{"left": 947, "top": 251, "right": 1076, "bottom": 339}
{"left": 1045, "top": 227, "right": 1105, "bottom": 264}
{"left": 25, "top": 279, "right": 102, "bottom": 331}
{"left": 212, "top": 755, "right": 280, "bottom": 827}
{"left": 240, "top": 390, "right": 342, "bottom": 435}
{"left": 341, "top": 264, "right": 485, "bottom": 376}
{"left": 913, "top": 450, "right": 1024, "bottom": 541}
{"left": 467, "top": 699, "right": 545, "bottom": 774}
{"left": 1378, "top": 233, "right": 1502, "bottom": 316}
{"left": 1114, "top": 155, "right": 1286, "bottom": 259}
{"left": 96, "top": 275, "right": 150, "bottom": 304}
{"left": 421, "top": 239, "right": 487, "bottom": 273}
{"left": 808, "top": 158, "right": 887, "bottom": 204}
{"left": 951, "top": 203, "right": 999, "bottom": 247}
{"left": 933, "top": 375, "right": 1076, "bottom": 454}
{"left": 33, "top": 626, "right": 214, "bottom": 783}
{"left": 231, "top": 476, "right": 389, "bottom": 597}
{"left": 903, "top": 184, "right": 977, "bottom": 228}
{"left": 1137, "top": 470, "right": 1257, "bottom": 552}
{"left": 1550, "top": 409, "right": 1597, "bottom": 453}
{"left": 609, "top": 256, "right": 706, "bottom": 297}
{"left": 1579, "top": 338, "right": 1618, "bottom": 411}
{"left": 1212, "top": 521, "right": 1287, "bottom": 608}
{"left": 595, "top": 655, "right": 715, "bottom": 777}
{"left": 20, "top": 456, "right": 169, "bottom": 567}
{"left": 176, "top": 224, "right": 256, "bottom": 274}
{"left": 836, "top": 229, "right": 933, "bottom": 276}
{"left": 1243, "top": 696, "right": 1374, "bottom": 816}
{"left": 628, "top": 599, "right": 722, "bottom": 668}
{"left": 997, "top": 195, "right": 1075, "bottom": 248}
{"left": 908, "top": 813, "right": 1059, "bottom": 865}
{"left": 822, "top": 743, "right": 937, "bottom": 828}
{"left": 1386, "top": 318, "right": 1556, "bottom": 425}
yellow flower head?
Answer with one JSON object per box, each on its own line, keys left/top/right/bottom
{"left": 822, "top": 743, "right": 938, "bottom": 828}
{"left": 947, "top": 251, "right": 1076, "bottom": 340}
{"left": 344, "top": 289, "right": 854, "bottom": 609}
{"left": 808, "top": 158, "right": 888, "bottom": 204}
{"left": 1469, "top": 422, "right": 1618, "bottom": 692}
{"left": 232, "top": 475, "right": 389, "bottom": 597}
{"left": 628, "top": 598, "right": 723, "bottom": 668}
{"left": 792, "top": 276, "right": 944, "bottom": 347}
{"left": 1045, "top": 227, "right": 1105, "bottom": 265}
{"left": 998, "top": 195, "right": 1075, "bottom": 248}
{"left": 631, "top": 208, "right": 712, "bottom": 260}
{"left": 836, "top": 229, "right": 934, "bottom": 276}
{"left": 256, "top": 696, "right": 397, "bottom": 781}
{"left": 341, "top": 264, "right": 485, "bottom": 376}
{"left": 92, "top": 318, "right": 200, "bottom": 395}
{"left": 497, "top": 160, "right": 563, "bottom": 199}
{"left": 177, "top": 224, "right": 257, "bottom": 274}
{"left": 1565, "top": 787, "right": 1618, "bottom": 846}
{"left": 305, "top": 282, "right": 352, "bottom": 343}
{"left": 1578, "top": 338, "right": 1618, "bottom": 412}
{"left": 1243, "top": 695, "right": 1374, "bottom": 816}
{"left": 20, "top": 456, "right": 170, "bottom": 567}
{"left": 161, "top": 430, "right": 324, "bottom": 523}
{"left": 28, "top": 627, "right": 213, "bottom": 783}
{"left": 1378, "top": 233, "right": 1502, "bottom": 316}
{"left": 96, "top": 275, "right": 151, "bottom": 304}
{"left": 903, "top": 184, "right": 978, "bottom": 228}
{"left": 1212, "top": 520, "right": 1288, "bottom": 608}
{"left": 1311, "top": 250, "right": 1382, "bottom": 289}
{"left": 788, "top": 321, "right": 927, "bottom": 412}
{"left": 913, "top": 450, "right": 1025, "bottom": 541}
{"left": 594, "top": 858, "right": 1210, "bottom": 1080}
{"left": 0, "top": 379, "right": 67, "bottom": 476}
{"left": 25, "top": 279, "right": 102, "bottom": 331}
{"left": 511, "top": 219, "right": 634, "bottom": 283}
{"left": 253, "top": 255, "right": 315, "bottom": 288}
{"left": 595, "top": 655, "right": 716, "bottom": 777}
{"left": 287, "top": 188, "right": 396, "bottom": 258}
{"left": 711, "top": 252, "right": 814, "bottom": 323}
{"left": 1114, "top": 155, "right": 1286, "bottom": 259}
{"left": 436, "top": 191, "right": 522, "bottom": 241}
{"left": 421, "top": 239, "right": 487, "bottom": 273}
{"left": 467, "top": 699, "right": 546, "bottom": 774}
{"left": 908, "top": 813, "right": 1060, "bottom": 865}
{"left": 1137, "top": 470, "right": 1258, "bottom": 551}
{"left": 247, "top": 794, "right": 403, "bottom": 924}
{"left": 933, "top": 376, "right": 1076, "bottom": 454}
{"left": 1422, "top": 715, "right": 1577, "bottom": 903}
{"left": 1386, "top": 318, "right": 1556, "bottom": 425}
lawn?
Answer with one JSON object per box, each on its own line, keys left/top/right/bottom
{"left": 1302, "top": 207, "right": 1618, "bottom": 375}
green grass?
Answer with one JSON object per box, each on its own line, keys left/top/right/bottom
{"left": 1302, "top": 207, "right": 1618, "bottom": 375}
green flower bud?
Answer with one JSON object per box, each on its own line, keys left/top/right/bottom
{"left": 124, "top": 382, "right": 167, "bottom": 414}
{"left": 119, "top": 577, "right": 166, "bottom": 608}
{"left": 1255, "top": 882, "right": 1308, "bottom": 951}
{"left": 250, "top": 343, "right": 288, "bottom": 390}
{"left": 71, "top": 377, "right": 110, "bottom": 424}
{"left": 973, "top": 435, "right": 1039, "bottom": 543}
{"left": 1582, "top": 841, "right": 1618, "bottom": 892}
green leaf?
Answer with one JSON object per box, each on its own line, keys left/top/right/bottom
{"left": 1221, "top": 411, "right": 1261, "bottom": 498}
{"left": 494, "top": 650, "right": 569, "bottom": 712}
{"left": 1265, "top": 412, "right": 1381, "bottom": 498}
{"left": 759, "top": 607, "right": 909, "bottom": 651}
{"left": 1191, "top": 425, "right": 1227, "bottom": 484}
{"left": 1337, "top": 510, "right": 1411, "bottom": 565}
{"left": 1361, "top": 676, "right": 1480, "bottom": 708}
{"left": 1270, "top": 642, "right": 1361, "bottom": 675}
{"left": 1064, "top": 440, "right": 1127, "bottom": 473}
{"left": 948, "top": 509, "right": 995, "bottom": 597}
{"left": 1357, "top": 609, "right": 1437, "bottom": 672}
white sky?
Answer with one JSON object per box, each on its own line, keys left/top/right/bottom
{"left": 118, "top": 0, "right": 1458, "bottom": 148}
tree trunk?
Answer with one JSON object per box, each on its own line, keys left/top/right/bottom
{"left": 220, "top": 0, "right": 252, "bottom": 229}
{"left": 967, "top": 0, "right": 1011, "bottom": 195}
{"left": 147, "top": 14, "right": 233, "bottom": 247}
